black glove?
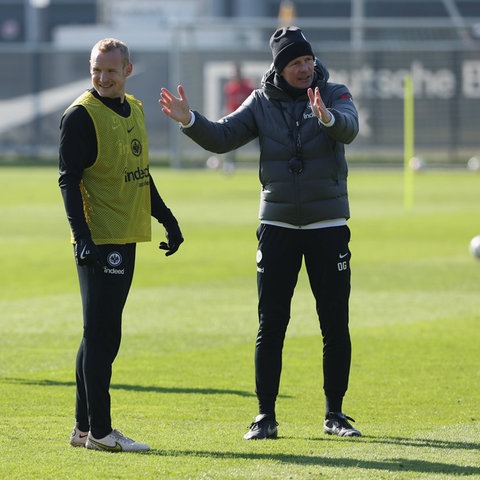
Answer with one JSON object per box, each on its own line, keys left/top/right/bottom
{"left": 159, "top": 221, "right": 184, "bottom": 257}
{"left": 74, "top": 236, "right": 102, "bottom": 267}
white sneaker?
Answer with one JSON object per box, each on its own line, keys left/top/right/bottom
{"left": 69, "top": 427, "right": 89, "bottom": 447}
{"left": 85, "top": 429, "right": 150, "bottom": 452}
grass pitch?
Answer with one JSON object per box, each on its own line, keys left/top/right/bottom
{"left": 0, "top": 164, "right": 479, "bottom": 479}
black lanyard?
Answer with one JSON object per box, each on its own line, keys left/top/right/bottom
{"left": 278, "top": 101, "right": 309, "bottom": 174}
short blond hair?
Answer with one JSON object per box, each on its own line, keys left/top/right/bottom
{"left": 91, "top": 38, "right": 130, "bottom": 66}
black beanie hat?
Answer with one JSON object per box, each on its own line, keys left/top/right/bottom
{"left": 269, "top": 26, "right": 315, "bottom": 73}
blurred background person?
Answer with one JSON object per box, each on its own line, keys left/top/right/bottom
{"left": 221, "top": 63, "right": 254, "bottom": 172}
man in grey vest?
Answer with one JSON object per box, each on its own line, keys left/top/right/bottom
{"left": 160, "top": 26, "right": 360, "bottom": 439}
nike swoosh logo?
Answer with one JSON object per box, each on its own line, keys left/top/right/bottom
{"left": 80, "top": 245, "right": 90, "bottom": 260}
{"left": 339, "top": 252, "right": 349, "bottom": 259}
{"left": 79, "top": 434, "right": 88, "bottom": 439}
{"left": 127, "top": 126, "right": 134, "bottom": 133}
{"left": 89, "top": 439, "right": 122, "bottom": 452}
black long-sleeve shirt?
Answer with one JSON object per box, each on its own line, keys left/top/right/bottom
{"left": 59, "top": 88, "right": 175, "bottom": 241}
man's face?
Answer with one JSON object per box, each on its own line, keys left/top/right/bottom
{"left": 281, "top": 55, "right": 315, "bottom": 89}
{"left": 90, "top": 47, "right": 132, "bottom": 100}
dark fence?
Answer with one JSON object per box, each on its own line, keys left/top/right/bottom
{"left": 1, "top": 18, "right": 480, "bottom": 166}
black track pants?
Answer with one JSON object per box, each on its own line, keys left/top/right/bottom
{"left": 74, "top": 243, "right": 136, "bottom": 438}
{"left": 255, "top": 224, "right": 352, "bottom": 413}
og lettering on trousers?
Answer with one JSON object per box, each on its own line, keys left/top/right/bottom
{"left": 337, "top": 261, "right": 348, "bottom": 272}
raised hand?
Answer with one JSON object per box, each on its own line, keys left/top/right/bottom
{"left": 307, "top": 86, "right": 332, "bottom": 124}
{"left": 159, "top": 85, "right": 192, "bottom": 125}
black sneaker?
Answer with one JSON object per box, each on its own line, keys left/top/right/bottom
{"left": 324, "top": 412, "right": 361, "bottom": 437}
{"left": 243, "top": 414, "right": 278, "bottom": 440}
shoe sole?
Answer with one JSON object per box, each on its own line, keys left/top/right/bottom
{"left": 86, "top": 440, "right": 123, "bottom": 452}
{"left": 69, "top": 435, "right": 88, "bottom": 447}
{"left": 85, "top": 440, "right": 150, "bottom": 452}
{"left": 70, "top": 441, "right": 87, "bottom": 447}
{"left": 324, "top": 428, "right": 361, "bottom": 437}
{"left": 243, "top": 429, "right": 278, "bottom": 440}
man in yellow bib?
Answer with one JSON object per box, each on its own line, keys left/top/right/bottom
{"left": 59, "top": 38, "right": 184, "bottom": 452}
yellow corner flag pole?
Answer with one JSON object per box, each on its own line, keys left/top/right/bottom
{"left": 404, "top": 74, "right": 415, "bottom": 209}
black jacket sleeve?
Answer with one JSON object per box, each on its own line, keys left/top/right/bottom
{"left": 149, "top": 175, "right": 178, "bottom": 227}
{"left": 58, "top": 105, "right": 96, "bottom": 241}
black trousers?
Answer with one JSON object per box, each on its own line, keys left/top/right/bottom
{"left": 255, "top": 224, "right": 352, "bottom": 414}
{"left": 74, "top": 243, "right": 136, "bottom": 438}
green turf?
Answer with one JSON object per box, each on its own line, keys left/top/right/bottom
{"left": 0, "top": 165, "right": 479, "bottom": 479}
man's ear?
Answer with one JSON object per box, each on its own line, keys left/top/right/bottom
{"left": 125, "top": 62, "right": 133, "bottom": 77}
